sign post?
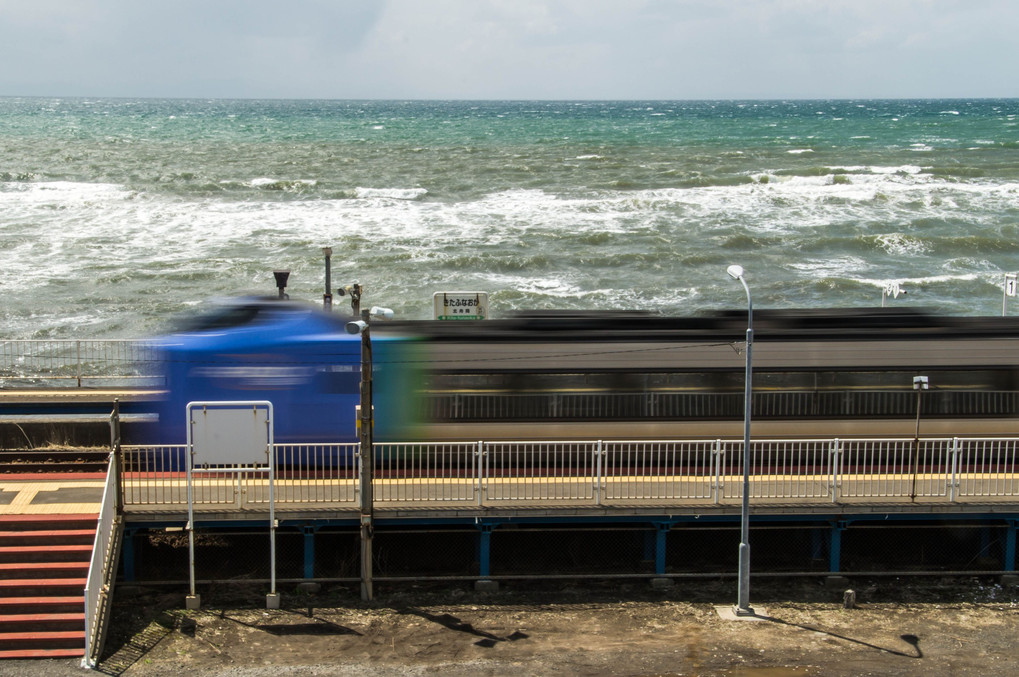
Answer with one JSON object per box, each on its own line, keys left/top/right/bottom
{"left": 185, "top": 401, "right": 277, "bottom": 610}
{"left": 433, "top": 292, "right": 489, "bottom": 320}
{"left": 881, "top": 282, "right": 905, "bottom": 308}
{"left": 1004, "top": 273, "right": 1017, "bottom": 316}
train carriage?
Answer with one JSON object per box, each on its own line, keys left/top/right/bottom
{"left": 377, "top": 309, "right": 1019, "bottom": 442}
{"left": 152, "top": 301, "right": 1019, "bottom": 455}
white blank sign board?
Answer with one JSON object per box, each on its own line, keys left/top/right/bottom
{"left": 187, "top": 401, "right": 273, "bottom": 467}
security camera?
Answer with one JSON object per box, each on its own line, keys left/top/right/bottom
{"left": 345, "top": 320, "right": 368, "bottom": 335}
{"left": 370, "top": 306, "right": 394, "bottom": 319}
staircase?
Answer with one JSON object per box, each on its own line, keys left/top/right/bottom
{"left": 0, "top": 514, "right": 96, "bottom": 659}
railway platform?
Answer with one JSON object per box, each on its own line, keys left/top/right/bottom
{"left": 0, "top": 478, "right": 104, "bottom": 517}
{"left": 4, "top": 442, "right": 1019, "bottom": 663}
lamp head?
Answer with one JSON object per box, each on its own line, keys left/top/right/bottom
{"left": 345, "top": 320, "right": 368, "bottom": 335}
{"left": 726, "top": 264, "right": 745, "bottom": 281}
{"left": 369, "top": 306, "right": 394, "bottom": 320}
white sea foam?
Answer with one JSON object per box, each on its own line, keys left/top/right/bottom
{"left": 858, "top": 273, "right": 979, "bottom": 290}
{"left": 0, "top": 180, "right": 131, "bottom": 206}
{"left": 485, "top": 273, "right": 583, "bottom": 298}
{"left": 4, "top": 164, "right": 1019, "bottom": 335}
{"left": 248, "top": 177, "right": 317, "bottom": 189}
{"left": 875, "top": 233, "right": 930, "bottom": 256}
{"left": 866, "top": 165, "right": 923, "bottom": 175}
{"left": 788, "top": 257, "right": 869, "bottom": 278}
{"left": 354, "top": 187, "right": 428, "bottom": 200}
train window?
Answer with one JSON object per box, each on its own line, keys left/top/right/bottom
{"left": 422, "top": 366, "right": 1019, "bottom": 422}
{"left": 318, "top": 365, "right": 361, "bottom": 393}
{"left": 176, "top": 303, "right": 265, "bottom": 332}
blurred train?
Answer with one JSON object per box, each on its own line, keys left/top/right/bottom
{"left": 150, "top": 297, "right": 1019, "bottom": 451}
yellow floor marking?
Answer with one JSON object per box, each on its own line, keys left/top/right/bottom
{"left": 0, "top": 481, "right": 106, "bottom": 515}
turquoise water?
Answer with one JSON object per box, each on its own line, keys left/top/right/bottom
{"left": 2, "top": 98, "right": 1018, "bottom": 338}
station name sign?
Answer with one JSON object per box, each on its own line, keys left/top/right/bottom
{"left": 433, "top": 291, "right": 489, "bottom": 320}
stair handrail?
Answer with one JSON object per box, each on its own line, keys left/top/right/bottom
{"left": 81, "top": 404, "right": 125, "bottom": 669}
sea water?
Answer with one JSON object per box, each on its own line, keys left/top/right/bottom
{"left": 1, "top": 98, "right": 1018, "bottom": 339}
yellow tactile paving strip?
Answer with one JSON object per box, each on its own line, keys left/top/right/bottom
{"left": 0, "top": 480, "right": 104, "bottom": 515}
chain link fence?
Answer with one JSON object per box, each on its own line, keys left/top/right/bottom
{"left": 0, "top": 339, "right": 161, "bottom": 387}
{"left": 122, "top": 518, "right": 1014, "bottom": 585}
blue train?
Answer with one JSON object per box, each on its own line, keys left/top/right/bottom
{"left": 150, "top": 298, "right": 1019, "bottom": 462}
{"left": 151, "top": 298, "right": 415, "bottom": 451}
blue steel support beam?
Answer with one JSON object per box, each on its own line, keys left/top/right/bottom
{"left": 980, "top": 527, "right": 992, "bottom": 565}
{"left": 303, "top": 526, "right": 318, "bottom": 579}
{"left": 477, "top": 523, "right": 496, "bottom": 578}
{"left": 829, "top": 521, "right": 848, "bottom": 573}
{"left": 654, "top": 522, "right": 672, "bottom": 576}
{"left": 1006, "top": 520, "right": 1017, "bottom": 572}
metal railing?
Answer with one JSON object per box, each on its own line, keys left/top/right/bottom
{"left": 119, "top": 437, "right": 1019, "bottom": 511}
{"left": 0, "top": 339, "right": 161, "bottom": 387}
{"left": 82, "top": 451, "right": 122, "bottom": 669}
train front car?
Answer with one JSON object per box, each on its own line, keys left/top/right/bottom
{"left": 151, "top": 298, "right": 363, "bottom": 467}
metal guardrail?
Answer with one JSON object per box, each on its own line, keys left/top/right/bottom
{"left": 0, "top": 339, "right": 161, "bottom": 387}
{"left": 119, "top": 437, "right": 1019, "bottom": 511}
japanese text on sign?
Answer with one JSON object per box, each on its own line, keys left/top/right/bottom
{"left": 433, "top": 292, "right": 489, "bottom": 320}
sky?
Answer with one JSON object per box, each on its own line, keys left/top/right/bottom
{"left": 0, "top": 0, "right": 1016, "bottom": 100}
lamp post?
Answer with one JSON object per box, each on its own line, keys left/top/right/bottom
{"left": 726, "top": 264, "right": 755, "bottom": 616}
{"left": 345, "top": 306, "right": 394, "bottom": 602}
{"left": 911, "top": 375, "right": 929, "bottom": 500}
{"left": 322, "top": 247, "right": 333, "bottom": 311}
{"left": 338, "top": 283, "right": 363, "bottom": 317}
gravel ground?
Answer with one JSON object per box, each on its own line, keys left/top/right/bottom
{"left": 3, "top": 577, "right": 1018, "bottom": 676}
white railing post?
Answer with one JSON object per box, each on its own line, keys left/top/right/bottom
{"left": 712, "top": 439, "right": 723, "bottom": 504}
{"left": 830, "top": 438, "right": 841, "bottom": 503}
{"left": 476, "top": 441, "right": 485, "bottom": 507}
{"left": 594, "top": 440, "right": 604, "bottom": 506}
{"left": 949, "top": 437, "right": 961, "bottom": 502}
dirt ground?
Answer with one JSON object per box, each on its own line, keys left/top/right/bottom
{"left": 4, "top": 577, "right": 1019, "bottom": 677}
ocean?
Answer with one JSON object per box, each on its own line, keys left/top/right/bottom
{"left": 2, "top": 98, "right": 1018, "bottom": 339}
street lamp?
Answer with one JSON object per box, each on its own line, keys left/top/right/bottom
{"left": 726, "top": 264, "right": 755, "bottom": 617}
{"left": 345, "top": 306, "right": 394, "bottom": 602}
{"left": 911, "top": 375, "right": 929, "bottom": 500}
